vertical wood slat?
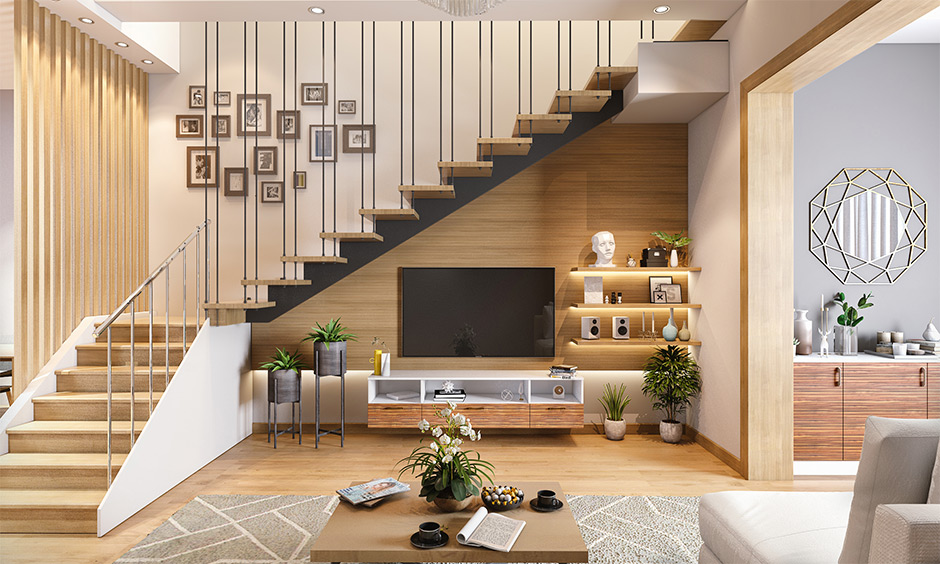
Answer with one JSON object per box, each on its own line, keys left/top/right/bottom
{"left": 11, "top": 0, "right": 149, "bottom": 398}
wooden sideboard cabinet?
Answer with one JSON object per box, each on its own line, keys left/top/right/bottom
{"left": 794, "top": 358, "right": 934, "bottom": 461}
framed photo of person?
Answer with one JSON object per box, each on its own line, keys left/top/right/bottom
{"left": 189, "top": 85, "right": 206, "bottom": 109}
{"left": 293, "top": 171, "right": 306, "bottom": 190}
{"left": 309, "top": 125, "right": 337, "bottom": 163}
{"left": 236, "top": 93, "right": 272, "bottom": 136}
{"left": 338, "top": 100, "right": 356, "bottom": 114}
{"left": 224, "top": 167, "right": 248, "bottom": 196}
{"left": 211, "top": 115, "right": 231, "bottom": 139}
{"left": 260, "top": 181, "right": 284, "bottom": 203}
{"left": 342, "top": 124, "right": 375, "bottom": 153}
{"left": 253, "top": 146, "right": 278, "bottom": 175}
{"left": 186, "top": 146, "right": 218, "bottom": 188}
{"left": 214, "top": 91, "right": 231, "bottom": 106}
{"left": 660, "top": 283, "right": 683, "bottom": 304}
{"left": 648, "top": 276, "right": 673, "bottom": 302}
{"left": 276, "top": 110, "right": 301, "bottom": 140}
{"left": 301, "top": 83, "right": 328, "bottom": 105}
{"left": 176, "top": 115, "right": 203, "bottom": 139}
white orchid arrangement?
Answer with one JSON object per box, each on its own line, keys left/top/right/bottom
{"left": 396, "top": 401, "right": 495, "bottom": 503}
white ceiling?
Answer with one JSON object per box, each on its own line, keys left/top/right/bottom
{"left": 880, "top": 6, "right": 940, "bottom": 43}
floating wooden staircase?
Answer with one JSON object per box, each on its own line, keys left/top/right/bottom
{"left": 399, "top": 184, "right": 456, "bottom": 199}
{"left": 0, "top": 319, "right": 194, "bottom": 533}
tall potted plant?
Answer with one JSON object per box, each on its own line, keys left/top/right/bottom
{"left": 302, "top": 318, "right": 357, "bottom": 376}
{"left": 642, "top": 345, "right": 702, "bottom": 444}
{"left": 598, "top": 383, "right": 631, "bottom": 440}
{"left": 260, "top": 348, "right": 307, "bottom": 444}
{"left": 833, "top": 292, "right": 873, "bottom": 356}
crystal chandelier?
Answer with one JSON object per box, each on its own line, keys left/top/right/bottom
{"left": 419, "top": 0, "right": 507, "bottom": 17}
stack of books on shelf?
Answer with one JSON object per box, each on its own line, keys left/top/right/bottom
{"left": 434, "top": 388, "right": 467, "bottom": 402}
{"left": 549, "top": 364, "right": 577, "bottom": 379}
{"left": 909, "top": 339, "right": 939, "bottom": 354}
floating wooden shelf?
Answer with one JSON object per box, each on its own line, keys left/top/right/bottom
{"left": 584, "top": 66, "right": 638, "bottom": 91}
{"left": 438, "top": 161, "right": 493, "bottom": 178}
{"left": 571, "top": 338, "right": 702, "bottom": 347}
{"left": 359, "top": 208, "right": 420, "bottom": 221}
{"left": 570, "top": 266, "right": 702, "bottom": 272}
{"left": 549, "top": 90, "right": 612, "bottom": 113}
{"left": 240, "top": 279, "right": 311, "bottom": 286}
{"left": 202, "top": 301, "right": 275, "bottom": 310}
{"left": 476, "top": 137, "right": 532, "bottom": 157}
{"left": 319, "top": 232, "right": 384, "bottom": 242}
{"left": 571, "top": 303, "right": 702, "bottom": 309}
{"left": 399, "top": 184, "right": 455, "bottom": 199}
{"left": 280, "top": 255, "right": 348, "bottom": 264}
{"left": 513, "top": 114, "right": 572, "bottom": 136}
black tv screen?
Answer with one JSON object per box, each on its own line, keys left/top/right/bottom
{"left": 401, "top": 267, "right": 555, "bottom": 357}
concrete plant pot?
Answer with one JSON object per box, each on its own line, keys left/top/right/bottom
{"left": 660, "top": 420, "right": 683, "bottom": 444}
{"left": 604, "top": 419, "right": 627, "bottom": 441}
{"left": 314, "top": 341, "right": 347, "bottom": 376}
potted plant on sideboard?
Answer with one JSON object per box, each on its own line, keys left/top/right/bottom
{"left": 833, "top": 292, "right": 873, "bottom": 356}
{"left": 642, "top": 345, "right": 702, "bottom": 444}
{"left": 302, "top": 318, "right": 357, "bottom": 376}
{"left": 598, "top": 383, "right": 631, "bottom": 441}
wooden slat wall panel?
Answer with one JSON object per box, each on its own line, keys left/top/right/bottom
{"left": 793, "top": 363, "right": 843, "bottom": 461}
{"left": 11, "top": 0, "right": 149, "bottom": 398}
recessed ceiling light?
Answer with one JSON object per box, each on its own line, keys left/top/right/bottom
{"left": 78, "top": 17, "right": 95, "bottom": 24}
{"left": 141, "top": 59, "right": 154, "bottom": 65}
{"left": 653, "top": 5, "right": 670, "bottom": 14}
{"left": 115, "top": 41, "right": 129, "bottom": 48}
{"left": 308, "top": 6, "right": 325, "bottom": 14}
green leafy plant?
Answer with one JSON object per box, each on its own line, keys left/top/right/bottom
{"left": 642, "top": 345, "right": 702, "bottom": 423}
{"left": 397, "top": 403, "right": 495, "bottom": 503}
{"left": 302, "top": 318, "right": 357, "bottom": 349}
{"left": 371, "top": 336, "right": 389, "bottom": 352}
{"left": 793, "top": 338, "right": 800, "bottom": 346}
{"left": 259, "top": 348, "right": 307, "bottom": 373}
{"left": 833, "top": 292, "right": 874, "bottom": 327}
{"left": 652, "top": 230, "right": 692, "bottom": 251}
{"left": 598, "top": 383, "right": 631, "bottom": 422}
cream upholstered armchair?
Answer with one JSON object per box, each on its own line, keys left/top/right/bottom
{"left": 698, "top": 417, "right": 940, "bottom": 564}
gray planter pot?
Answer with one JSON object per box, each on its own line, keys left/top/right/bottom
{"left": 268, "top": 369, "right": 301, "bottom": 404}
{"left": 660, "top": 420, "right": 683, "bottom": 443}
{"left": 604, "top": 419, "right": 627, "bottom": 441}
{"left": 314, "top": 341, "right": 347, "bottom": 376}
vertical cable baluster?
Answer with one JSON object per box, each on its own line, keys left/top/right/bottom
{"left": 557, "top": 21, "right": 560, "bottom": 91}
{"left": 332, "top": 22, "right": 337, "bottom": 254}
{"left": 411, "top": 21, "right": 415, "bottom": 187}
{"left": 596, "top": 20, "right": 599, "bottom": 67}
{"left": 242, "top": 21, "right": 247, "bottom": 303}
{"left": 608, "top": 20, "right": 612, "bottom": 66}
{"left": 253, "top": 22, "right": 259, "bottom": 303}
{"left": 294, "top": 21, "right": 299, "bottom": 275}
{"left": 489, "top": 21, "right": 493, "bottom": 138}
{"left": 529, "top": 21, "right": 532, "bottom": 115}
{"left": 568, "top": 21, "right": 572, "bottom": 90}
{"left": 107, "top": 327, "right": 112, "bottom": 486}
{"left": 400, "top": 21, "right": 404, "bottom": 209}
{"left": 640, "top": 20, "right": 644, "bottom": 40}
{"left": 360, "top": 21, "right": 365, "bottom": 232}
{"left": 372, "top": 21, "right": 376, "bottom": 216}
{"left": 215, "top": 22, "right": 220, "bottom": 302}
{"left": 130, "top": 299, "right": 135, "bottom": 449}
{"left": 652, "top": 20, "right": 655, "bottom": 40}
{"left": 321, "top": 21, "right": 326, "bottom": 255}
{"left": 450, "top": 20, "right": 453, "bottom": 162}
{"left": 439, "top": 21, "right": 442, "bottom": 167}
{"left": 203, "top": 22, "right": 208, "bottom": 306}
{"left": 517, "top": 21, "right": 521, "bottom": 116}
{"left": 281, "top": 21, "right": 287, "bottom": 279}
{"left": 148, "top": 284, "right": 153, "bottom": 415}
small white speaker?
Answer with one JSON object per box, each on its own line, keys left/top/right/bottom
{"left": 581, "top": 317, "right": 600, "bottom": 340}
{"left": 613, "top": 316, "right": 630, "bottom": 340}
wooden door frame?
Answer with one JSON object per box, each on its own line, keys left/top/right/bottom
{"left": 739, "top": 0, "right": 939, "bottom": 480}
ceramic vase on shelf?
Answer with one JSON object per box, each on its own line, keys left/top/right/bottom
{"left": 837, "top": 325, "right": 858, "bottom": 356}
{"left": 663, "top": 309, "right": 678, "bottom": 342}
{"left": 794, "top": 310, "right": 812, "bottom": 355}
{"left": 669, "top": 249, "right": 679, "bottom": 268}
{"left": 678, "top": 320, "right": 691, "bottom": 342}
{"left": 925, "top": 318, "right": 940, "bottom": 342}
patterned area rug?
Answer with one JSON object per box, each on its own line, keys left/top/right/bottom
{"left": 116, "top": 494, "right": 701, "bottom": 563}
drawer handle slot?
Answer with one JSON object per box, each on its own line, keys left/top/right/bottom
{"left": 921, "top": 367, "right": 926, "bottom": 387}
{"left": 546, "top": 407, "right": 567, "bottom": 410}
{"left": 835, "top": 367, "right": 841, "bottom": 387}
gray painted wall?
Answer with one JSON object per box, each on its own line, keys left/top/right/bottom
{"left": 795, "top": 44, "right": 940, "bottom": 352}
{"left": 1, "top": 89, "right": 13, "bottom": 344}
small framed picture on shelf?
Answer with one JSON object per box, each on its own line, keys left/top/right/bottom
{"left": 260, "top": 181, "right": 284, "bottom": 203}
{"left": 338, "top": 100, "right": 356, "bottom": 114}
{"left": 223, "top": 167, "right": 247, "bottom": 196}
{"left": 342, "top": 124, "right": 375, "bottom": 153}
{"left": 211, "top": 115, "right": 231, "bottom": 138}
{"left": 186, "top": 146, "right": 218, "bottom": 188}
{"left": 660, "top": 283, "right": 682, "bottom": 304}
{"left": 301, "top": 83, "right": 328, "bottom": 105}
{"left": 236, "top": 94, "right": 272, "bottom": 136}
{"left": 648, "top": 276, "right": 673, "bottom": 302}
{"left": 293, "top": 171, "right": 306, "bottom": 189}
{"left": 309, "top": 125, "right": 337, "bottom": 163}
{"left": 189, "top": 85, "right": 206, "bottom": 109}
{"left": 253, "top": 146, "right": 278, "bottom": 175}
{"left": 214, "top": 91, "right": 231, "bottom": 106}
{"left": 652, "top": 291, "right": 668, "bottom": 304}
{"left": 176, "top": 115, "right": 203, "bottom": 138}
{"left": 276, "top": 110, "right": 301, "bottom": 140}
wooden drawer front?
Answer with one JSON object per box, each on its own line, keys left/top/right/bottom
{"left": 530, "top": 404, "right": 584, "bottom": 428}
{"left": 794, "top": 364, "right": 844, "bottom": 461}
{"left": 843, "top": 364, "right": 928, "bottom": 461}
{"left": 929, "top": 365, "right": 940, "bottom": 419}
{"left": 368, "top": 404, "right": 423, "bottom": 428}
{"left": 422, "top": 404, "right": 530, "bottom": 428}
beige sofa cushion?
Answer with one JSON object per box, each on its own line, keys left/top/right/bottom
{"left": 839, "top": 417, "right": 940, "bottom": 564}
{"left": 928, "top": 437, "right": 940, "bottom": 504}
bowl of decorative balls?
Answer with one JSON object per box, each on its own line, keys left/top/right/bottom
{"left": 481, "top": 485, "right": 524, "bottom": 511}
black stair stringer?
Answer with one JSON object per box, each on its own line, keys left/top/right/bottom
{"left": 248, "top": 95, "right": 624, "bottom": 323}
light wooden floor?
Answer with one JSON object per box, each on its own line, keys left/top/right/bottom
{"left": 1, "top": 431, "right": 853, "bottom": 564}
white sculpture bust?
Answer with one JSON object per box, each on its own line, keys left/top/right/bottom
{"left": 590, "top": 231, "right": 616, "bottom": 268}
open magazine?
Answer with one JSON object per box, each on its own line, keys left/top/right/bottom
{"left": 336, "top": 478, "right": 410, "bottom": 505}
{"left": 456, "top": 507, "right": 526, "bottom": 552}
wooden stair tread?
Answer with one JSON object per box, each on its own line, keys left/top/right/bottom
{"left": 0, "top": 453, "right": 127, "bottom": 468}
{"left": 241, "top": 278, "right": 312, "bottom": 286}
{"left": 56, "top": 365, "right": 180, "bottom": 375}
{"left": 32, "top": 391, "right": 164, "bottom": 402}
{"left": 0, "top": 489, "right": 106, "bottom": 508}
{"left": 319, "top": 232, "right": 384, "bottom": 242}
{"left": 399, "top": 185, "right": 455, "bottom": 199}
{"left": 584, "top": 66, "right": 637, "bottom": 91}
{"left": 476, "top": 137, "right": 532, "bottom": 157}
{"left": 359, "top": 208, "right": 420, "bottom": 221}
{"left": 512, "top": 114, "right": 572, "bottom": 136}
{"left": 549, "top": 90, "right": 612, "bottom": 113}
{"left": 202, "top": 301, "right": 276, "bottom": 310}
{"left": 280, "top": 255, "right": 348, "bottom": 264}
{"left": 438, "top": 161, "right": 494, "bottom": 178}
{"left": 7, "top": 420, "right": 143, "bottom": 434}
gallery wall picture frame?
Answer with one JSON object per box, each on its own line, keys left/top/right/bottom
{"left": 342, "top": 124, "right": 375, "bottom": 154}
{"left": 293, "top": 171, "right": 306, "bottom": 189}
{"left": 276, "top": 110, "right": 301, "bottom": 140}
{"left": 224, "top": 167, "right": 248, "bottom": 196}
{"left": 236, "top": 93, "right": 272, "bottom": 136}
{"left": 660, "top": 283, "right": 683, "bottom": 304}
{"left": 338, "top": 100, "right": 356, "bottom": 115}
{"left": 301, "top": 83, "right": 328, "bottom": 106}
{"left": 309, "top": 125, "right": 337, "bottom": 163}
{"left": 211, "top": 115, "right": 231, "bottom": 139}
{"left": 176, "top": 115, "right": 204, "bottom": 139}
{"left": 189, "top": 85, "right": 206, "bottom": 109}
{"left": 260, "top": 181, "right": 285, "bottom": 203}
{"left": 648, "top": 276, "right": 673, "bottom": 302}
{"left": 652, "top": 291, "right": 668, "bottom": 304}
{"left": 186, "top": 146, "right": 219, "bottom": 188}
{"left": 253, "top": 146, "right": 278, "bottom": 175}
{"left": 214, "top": 91, "right": 231, "bottom": 106}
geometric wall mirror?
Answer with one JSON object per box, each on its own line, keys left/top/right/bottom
{"left": 810, "top": 168, "right": 927, "bottom": 284}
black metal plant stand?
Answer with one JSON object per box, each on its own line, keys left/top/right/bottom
{"left": 267, "top": 369, "right": 302, "bottom": 449}
{"left": 315, "top": 349, "right": 345, "bottom": 448}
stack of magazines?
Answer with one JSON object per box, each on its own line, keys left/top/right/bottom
{"left": 434, "top": 388, "right": 466, "bottom": 401}
{"left": 337, "top": 477, "right": 410, "bottom": 506}
{"left": 549, "top": 364, "right": 577, "bottom": 378}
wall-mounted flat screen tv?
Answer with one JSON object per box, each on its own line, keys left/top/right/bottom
{"left": 401, "top": 267, "right": 555, "bottom": 357}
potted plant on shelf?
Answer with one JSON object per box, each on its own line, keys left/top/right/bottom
{"left": 642, "top": 345, "right": 702, "bottom": 444}
{"left": 302, "top": 318, "right": 357, "bottom": 376}
{"left": 833, "top": 292, "right": 873, "bottom": 356}
{"left": 652, "top": 230, "right": 692, "bottom": 267}
{"left": 396, "top": 402, "right": 494, "bottom": 512}
{"left": 259, "top": 347, "right": 307, "bottom": 404}
{"left": 598, "top": 383, "right": 631, "bottom": 441}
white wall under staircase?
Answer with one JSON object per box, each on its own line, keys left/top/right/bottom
{"left": 97, "top": 320, "right": 252, "bottom": 536}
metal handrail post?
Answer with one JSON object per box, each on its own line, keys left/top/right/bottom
{"left": 130, "top": 300, "right": 135, "bottom": 449}
{"left": 182, "top": 247, "right": 187, "bottom": 355}
{"left": 107, "top": 327, "right": 113, "bottom": 486}
{"left": 195, "top": 231, "right": 201, "bottom": 325}
{"left": 165, "top": 266, "right": 170, "bottom": 387}
{"left": 148, "top": 285, "right": 154, "bottom": 414}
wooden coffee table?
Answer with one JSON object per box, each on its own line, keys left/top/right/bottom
{"left": 310, "top": 481, "right": 588, "bottom": 563}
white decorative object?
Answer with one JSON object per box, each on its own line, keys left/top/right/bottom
{"left": 583, "top": 276, "right": 603, "bottom": 304}
{"left": 500, "top": 389, "right": 514, "bottom": 401}
{"left": 419, "top": 0, "right": 505, "bottom": 17}
{"left": 670, "top": 249, "right": 679, "bottom": 267}
{"left": 924, "top": 318, "right": 940, "bottom": 341}
{"left": 590, "top": 231, "right": 616, "bottom": 268}
{"left": 442, "top": 380, "right": 456, "bottom": 393}
{"left": 552, "top": 385, "right": 565, "bottom": 400}
{"left": 379, "top": 353, "right": 390, "bottom": 376}
{"left": 626, "top": 255, "right": 637, "bottom": 268}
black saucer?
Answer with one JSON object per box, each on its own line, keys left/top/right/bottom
{"left": 410, "top": 530, "right": 449, "bottom": 549}
{"left": 529, "top": 498, "right": 564, "bottom": 512}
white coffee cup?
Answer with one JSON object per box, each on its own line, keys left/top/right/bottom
{"left": 892, "top": 343, "right": 907, "bottom": 356}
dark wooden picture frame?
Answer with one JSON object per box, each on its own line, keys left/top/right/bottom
{"left": 301, "top": 83, "right": 328, "bottom": 105}
{"left": 260, "top": 181, "right": 285, "bottom": 203}
{"left": 253, "top": 146, "right": 278, "bottom": 175}
{"left": 309, "top": 125, "right": 337, "bottom": 163}
{"left": 189, "top": 85, "right": 206, "bottom": 109}
{"left": 648, "top": 276, "right": 673, "bottom": 303}
{"left": 342, "top": 124, "right": 375, "bottom": 154}
{"left": 276, "top": 110, "right": 301, "bottom": 140}
{"left": 211, "top": 115, "right": 231, "bottom": 139}
{"left": 293, "top": 171, "right": 306, "bottom": 190}
{"left": 224, "top": 167, "right": 248, "bottom": 196}
{"left": 214, "top": 91, "right": 231, "bottom": 106}
{"left": 186, "top": 146, "right": 219, "bottom": 188}
{"left": 236, "top": 93, "right": 272, "bottom": 136}
{"left": 338, "top": 100, "right": 356, "bottom": 114}
{"left": 176, "top": 115, "right": 203, "bottom": 139}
